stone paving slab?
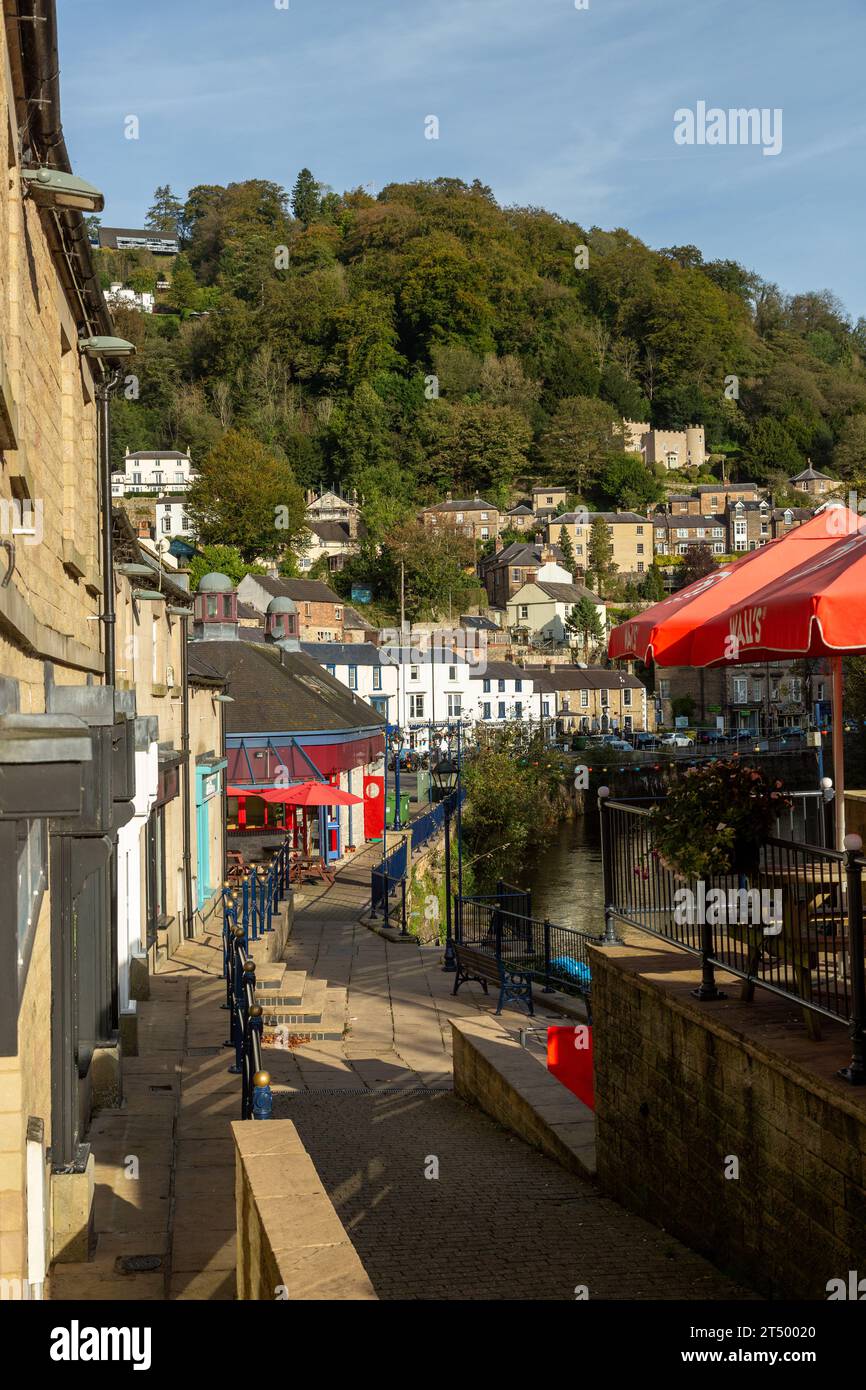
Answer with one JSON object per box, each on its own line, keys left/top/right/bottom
{"left": 50, "top": 836, "right": 759, "bottom": 1303}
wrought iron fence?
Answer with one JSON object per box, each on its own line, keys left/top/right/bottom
{"left": 458, "top": 893, "right": 598, "bottom": 1000}
{"left": 600, "top": 795, "right": 866, "bottom": 1082}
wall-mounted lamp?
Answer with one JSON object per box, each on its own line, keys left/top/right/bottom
{"left": 78, "top": 335, "right": 136, "bottom": 360}
{"left": 21, "top": 166, "right": 105, "bottom": 213}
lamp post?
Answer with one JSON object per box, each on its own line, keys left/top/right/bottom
{"left": 432, "top": 739, "right": 460, "bottom": 971}
{"left": 388, "top": 723, "right": 405, "bottom": 829}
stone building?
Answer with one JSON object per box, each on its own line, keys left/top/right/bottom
{"left": 0, "top": 1, "right": 136, "bottom": 1293}
{"left": 622, "top": 421, "right": 707, "bottom": 470}
{"left": 112, "top": 515, "right": 226, "bottom": 1020}
{"left": 548, "top": 512, "right": 651, "bottom": 578}
{"left": 237, "top": 574, "right": 348, "bottom": 643}
{"left": 419, "top": 494, "right": 501, "bottom": 542}
{"left": 667, "top": 482, "right": 761, "bottom": 514}
{"left": 788, "top": 465, "right": 840, "bottom": 499}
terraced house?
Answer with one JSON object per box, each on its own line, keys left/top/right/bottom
{"left": 0, "top": 0, "right": 133, "bottom": 1295}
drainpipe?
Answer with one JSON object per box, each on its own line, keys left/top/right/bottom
{"left": 97, "top": 372, "right": 118, "bottom": 684}
{"left": 180, "top": 614, "right": 193, "bottom": 936}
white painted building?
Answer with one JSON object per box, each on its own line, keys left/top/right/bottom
{"left": 156, "top": 496, "right": 195, "bottom": 541}
{"left": 105, "top": 282, "right": 155, "bottom": 314}
{"left": 507, "top": 562, "right": 606, "bottom": 646}
{"left": 111, "top": 449, "right": 196, "bottom": 499}
{"left": 301, "top": 642, "right": 397, "bottom": 722}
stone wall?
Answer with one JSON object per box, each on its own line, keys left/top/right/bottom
{"left": 590, "top": 945, "right": 866, "bottom": 1300}
{"left": 232, "top": 1119, "right": 376, "bottom": 1300}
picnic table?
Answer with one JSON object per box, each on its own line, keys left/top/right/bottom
{"left": 290, "top": 854, "right": 336, "bottom": 887}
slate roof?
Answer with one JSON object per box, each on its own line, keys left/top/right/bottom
{"left": 652, "top": 514, "right": 726, "bottom": 528}
{"left": 531, "top": 668, "right": 644, "bottom": 692}
{"left": 557, "top": 511, "right": 649, "bottom": 525}
{"left": 468, "top": 662, "right": 533, "bottom": 682}
{"left": 252, "top": 575, "right": 343, "bottom": 606}
{"left": 301, "top": 642, "right": 384, "bottom": 666}
{"left": 530, "top": 581, "right": 603, "bottom": 604}
{"left": 789, "top": 467, "right": 835, "bottom": 482}
{"left": 188, "top": 640, "right": 385, "bottom": 735}
{"left": 482, "top": 542, "right": 564, "bottom": 569}
{"left": 307, "top": 520, "right": 367, "bottom": 544}
{"left": 423, "top": 497, "right": 497, "bottom": 513}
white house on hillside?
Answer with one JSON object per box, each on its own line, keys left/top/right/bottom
{"left": 111, "top": 449, "right": 196, "bottom": 498}
{"left": 506, "top": 562, "right": 605, "bottom": 646}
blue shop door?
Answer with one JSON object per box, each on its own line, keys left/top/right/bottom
{"left": 323, "top": 806, "right": 341, "bottom": 862}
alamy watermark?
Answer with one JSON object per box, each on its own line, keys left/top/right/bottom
{"left": 0, "top": 497, "right": 43, "bottom": 545}
{"left": 674, "top": 102, "right": 783, "bottom": 157}
{"left": 379, "top": 625, "right": 488, "bottom": 674}
{"left": 674, "top": 880, "right": 783, "bottom": 935}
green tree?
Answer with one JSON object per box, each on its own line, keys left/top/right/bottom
{"left": 291, "top": 168, "right": 321, "bottom": 227}
{"left": 538, "top": 396, "right": 622, "bottom": 494}
{"left": 587, "top": 517, "right": 616, "bottom": 597}
{"left": 565, "top": 596, "right": 604, "bottom": 658}
{"left": 558, "top": 525, "right": 576, "bottom": 573}
{"left": 640, "top": 565, "right": 666, "bottom": 602}
{"left": 146, "top": 184, "right": 184, "bottom": 235}
{"left": 168, "top": 254, "right": 201, "bottom": 312}
{"left": 598, "top": 452, "right": 665, "bottom": 513}
{"left": 186, "top": 429, "right": 306, "bottom": 562}
{"left": 188, "top": 545, "right": 264, "bottom": 590}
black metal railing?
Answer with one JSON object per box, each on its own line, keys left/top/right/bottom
{"left": 370, "top": 788, "right": 464, "bottom": 933}
{"left": 220, "top": 838, "right": 294, "bottom": 1117}
{"left": 600, "top": 795, "right": 866, "bottom": 1082}
{"left": 458, "top": 890, "right": 598, "bottom": 1000}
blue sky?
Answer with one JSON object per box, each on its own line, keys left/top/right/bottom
{"left": 58, "top": 0, "right": 865, "bottom": 318}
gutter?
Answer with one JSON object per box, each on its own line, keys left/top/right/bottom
{"left": 17, "top": 0, "right": 114, "bottom": 340}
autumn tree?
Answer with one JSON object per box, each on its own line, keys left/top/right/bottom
{"left": 676, "top": 543, "right": 717, "bottom": 591}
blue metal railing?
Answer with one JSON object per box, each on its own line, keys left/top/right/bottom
{"left": 410, "top": 786, "right": 466, "bottom": 853}
{"left": 221, "top": 838, "right": 293, "bottom": 1118}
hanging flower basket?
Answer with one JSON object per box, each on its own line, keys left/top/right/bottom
{"left": 650, "top": 759, "right": 792, "bottom": 881}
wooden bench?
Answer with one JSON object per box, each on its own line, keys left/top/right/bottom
{"left": 452, "top": 943, "right": 534, "bottom": 1016}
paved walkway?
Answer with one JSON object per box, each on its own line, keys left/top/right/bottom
{"left": 49, "top": 845, "right": 754, "bottom": 1301}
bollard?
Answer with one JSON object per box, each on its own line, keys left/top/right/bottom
{"left": 252, "top": 1070, "right": 273, "bottom": 1120}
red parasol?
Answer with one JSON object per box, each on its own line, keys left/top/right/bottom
{"left": 608, "top": 506, "right": 866, "bottom": 846}
{"left": 227, "top": 783, "right": 362, "bottom": 806}
{"left": 267, "top": 781, "right": 363, "bottom": 807}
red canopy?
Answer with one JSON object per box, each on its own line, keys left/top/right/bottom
{"left": 608, "top": 508, "right": 866, "bottom": 667}
{"left": 608, "top": 506, "right": 866, "bottom": 847}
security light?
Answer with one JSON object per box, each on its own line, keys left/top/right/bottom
{"left": 21, "top": 166, "right": 105, "bottom": 213}
{"left": 78, "top": 336, "right": 136, "bottom": 359}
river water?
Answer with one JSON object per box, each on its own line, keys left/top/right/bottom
{"left": 522, "top": 811, "right": 606, "bottom": 935}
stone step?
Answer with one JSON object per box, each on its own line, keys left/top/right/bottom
{"left": 259, "top": 978, "right": 327, "bottom": 1023}
{"left": 255, "top": 967, "right": 306, "bottom": 1002}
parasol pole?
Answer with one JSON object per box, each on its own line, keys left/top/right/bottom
{"left": 832, "top": 653, "right": 846, "bottom": 849}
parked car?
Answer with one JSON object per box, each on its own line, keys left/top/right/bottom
{"left": 728, "top": 729, "right": 758, "bottom": 743}
{"left": 633, "top": 732, "right": 660, "bottom": 749}
{"left": 660, "top": 732, "right": 694, "bottom": 748}
{"left": 605, "top": 738, "right": 634, "bottom": 752}
{"left": 778, "top": 725, "right": 804, "bottom": 739}
{"left": 697, "top": 728, "right": 726, "bottom": 745}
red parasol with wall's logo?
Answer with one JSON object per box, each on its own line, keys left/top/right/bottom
{"left": 609, "top": 506, "right": 866, "bottom": 846}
